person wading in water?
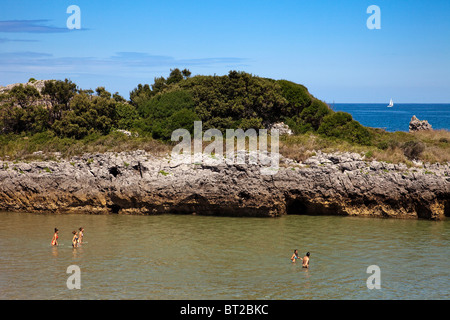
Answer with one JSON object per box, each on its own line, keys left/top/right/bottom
{"left": 301, "top": 252, "right": 310, "bottom": 268}
{"left": 51, "top": 228, "right": 59, "bottom": 246}
{"left": 291, "top": 249, "right": 300, "bottom": 263}
{"left": 72, "top": 231, "right": 79, "bottom": 248}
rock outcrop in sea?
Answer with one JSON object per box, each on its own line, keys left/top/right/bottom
{"left": 0, "top": 150, "right": 448, "bottom": 220}
{"left": 409, "top": 115, "right": 433, "bottom": 132}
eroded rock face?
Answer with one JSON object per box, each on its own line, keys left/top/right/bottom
{"left": 0, "top": 150, "right": 448, "bottom": 220}
{"left": 269, "top": 122, "right": 293, "bottom": 136}
{"left": 0, "top": 80, "right": 47, "bottom": 94}
{"left": 409, "top": 115, "right": 433, "bottom": 132}
{"left": 0, "top": 80, "right": 53, "bottom": 108}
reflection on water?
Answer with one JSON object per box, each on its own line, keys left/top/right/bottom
{"left": 0, "top": 212, "right": 448, "bottom": 300}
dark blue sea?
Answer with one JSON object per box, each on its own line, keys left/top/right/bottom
{"left": 331, "top": 104, "right": 450, "bottom": 132}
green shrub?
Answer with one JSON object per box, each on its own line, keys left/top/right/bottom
{"left": 183, "top": 71, "right": 287, "bottom": 130}
{"left": 401, "top": 141, "right": 425, "bottom": 160}
{"left": 137, "top": 89, "right": 194, "bottom": 119}
{"left": 8, "top": 84, "right": 41, "bottom": 108}
{"left": 116, "top": 103, "right": 139, "bottom": 130}
{"left": 42, "top": 79, "right": 77, "bottom": 109}
{"left": 377, "top": 141, "right": 389, "bottom": 150}
{"left": 238, "top": 117, "right": 264, "bottom": 131}
{"left": 298, "top": 100, "right": 332, "bottom": 131}
{"left": 284, "top": 116, "right": 314, "bottom": 134}
{"left": 150, "top": 108, "right": 199, "bottom": 140}
{"left": 51, "top": 92, "right": 118, "bottom": 139}
{"left": 318, "top": 112, "right": 372, "bottom": 145}
{"left": 365, "top": 150, "right": 374, "bottom": 158}
{"left": 276, "top": 80, "right": 312, "bottom": 116}
{"left": 283, "top": 98, "right": 331, "bottom": 134}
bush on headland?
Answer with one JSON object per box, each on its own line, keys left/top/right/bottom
{"left": 317, "top": 112, "right": 372, "bottom": 145}
{"left": 0, "top": 69, "right": 448, "bottom": 163}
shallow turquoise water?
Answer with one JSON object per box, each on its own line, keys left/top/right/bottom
{"left": 0, "top": 212, "right": 448, "bottom": 300}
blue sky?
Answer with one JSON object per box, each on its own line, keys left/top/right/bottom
{"left": 0, "top": 0, "right": 449, "bottom": 103}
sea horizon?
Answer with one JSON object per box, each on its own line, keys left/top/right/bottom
{"left": 329, "top": 103, "right": 450, "bottom": 132}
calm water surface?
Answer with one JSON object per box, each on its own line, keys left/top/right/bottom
{"left": 332, "top": 104, "right": 450, "bottom": 132}
{"left": 0, "top": 212, "right": 449, "bottom": 300}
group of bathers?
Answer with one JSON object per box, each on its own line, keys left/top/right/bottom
{"left": 51, "top": 227, "right": 84, "bottom": 247}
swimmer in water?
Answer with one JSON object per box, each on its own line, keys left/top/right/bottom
{"left": 301, "top": 252, "right": 310, "bottom": 268}
{"left": 51, "top": 228, "right": 59, "bottom": 246}
{"left": 72, "top": 230, "right": 78, "bottom": 248}
{"left": 77, "top": 227, "right": 84, "bottom": 245}
{"left": 290, "top": 249, "right": 300, "bottom": 263}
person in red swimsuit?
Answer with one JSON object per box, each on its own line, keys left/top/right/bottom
{"left": 51, "top": 228, "right": 59, "bottom": 246}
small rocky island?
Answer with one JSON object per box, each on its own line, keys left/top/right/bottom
{"left": 409, "top": 115, "right": 433, "bottom": 132}
{"left": 0, "top": 150, "right": 448, "bottom": 220}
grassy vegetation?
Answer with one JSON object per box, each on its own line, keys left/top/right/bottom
{"left": 0, "top": 127, "right": 448, "bottom": 165}
{"left": 0, "top": 130, "right": 171, "bottom": 161}
{"left": 279, "top": 128, "right": 450, "bottom": 165}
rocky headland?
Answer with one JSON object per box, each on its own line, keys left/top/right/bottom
{"left": 0, "top": 150, "right": 448, "bottom": 220}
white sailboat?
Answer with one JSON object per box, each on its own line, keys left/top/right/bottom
{"left": 387, "top": 98, "right": 394, "bottom": 108}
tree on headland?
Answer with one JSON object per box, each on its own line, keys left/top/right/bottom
{"left": 95, "top": 87, "right": 112, "bottom": 99}
{"left": 166, "top": 68, "right": 184, "bottom": 85}
{"left": 129, "top": 84, "right": 152, "bottom": 107}
{"left": 9, "top": 84, "right": 41, "bottom": 109}
{"left": 41, "top": 79, "right": 78, "bottom": 124}
{"left": 152, "top": 77, "right": 167, "bottom": 93}
{"left": 182, "top": 69, "right": 192, "bottom": 79}
{"left": 42, "top": 79, "right": 77, "bottom": 109}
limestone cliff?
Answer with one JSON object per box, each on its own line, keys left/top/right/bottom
{"left": 0, "top": 150, "right": 448, "bottom": 220}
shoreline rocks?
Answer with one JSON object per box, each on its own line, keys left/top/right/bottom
{"left": 0, "top": 150, "right": 449, "bottom": 220}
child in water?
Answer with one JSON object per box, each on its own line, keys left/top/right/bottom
{"left": 51, "top": 228, "right": 59, "bottom": 246}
